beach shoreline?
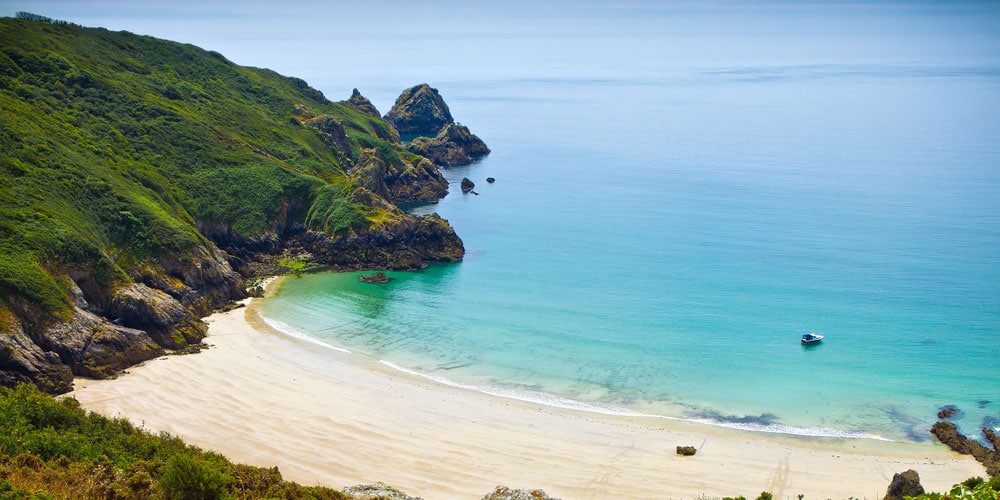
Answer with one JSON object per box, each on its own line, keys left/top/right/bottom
{"left": 71, "top": 285, "right": 985, "bottom": 499}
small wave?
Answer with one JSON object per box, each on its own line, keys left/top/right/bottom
{"left": 377, "top": 360, "right": 890, "bottom": 441}
{"left": 259, "top": 316, "right": 352, "bottom": 354}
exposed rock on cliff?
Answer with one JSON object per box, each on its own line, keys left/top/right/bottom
{"left": 884, "top": 470, "right": 924, "bottom": 500}
{"left": 407, "top": 123, "right": 491, "bottom": 167}
{"left": 349, "top": 149, "right": 449, "bottom": 204}
{"left": 384, "top": 83, "right": 454, "bottom": 135}
{"left": 347, "top": 88, "right": 382, "bottom": 118}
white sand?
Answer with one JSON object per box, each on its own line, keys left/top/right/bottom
{"left": 71, "top": 288, "right": 984, "bottom": 499}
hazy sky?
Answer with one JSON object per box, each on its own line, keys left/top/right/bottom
{"left": 3, "top": 1, "right": 999, "bottom": 105}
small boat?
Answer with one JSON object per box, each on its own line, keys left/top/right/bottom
{"left": 801, "top": 332, "right": 824, "bottom": 344}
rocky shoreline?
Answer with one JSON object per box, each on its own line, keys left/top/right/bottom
{"left": 0, "top": 84, "right": 488, "bottom": 395}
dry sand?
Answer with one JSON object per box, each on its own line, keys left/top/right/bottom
{"left": 71, "top": 286, "right": 984, "bottom": 499}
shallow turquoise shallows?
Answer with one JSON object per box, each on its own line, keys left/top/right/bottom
{"left": 261, "top": 40, "right": 1000, "bottom": 442}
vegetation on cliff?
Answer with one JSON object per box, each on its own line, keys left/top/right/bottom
{"left": 0, "top": 14, "right": 464, "bottom": 393}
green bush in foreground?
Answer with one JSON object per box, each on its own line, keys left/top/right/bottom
{"left": 0, "top": 384, "right": 347, "bottom": 499}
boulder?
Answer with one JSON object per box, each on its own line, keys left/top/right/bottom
{"left": 884, "top": 470, "right": 924, "bottom": 500}
{"left": 343, "top": 482, "right": 421, "bottom": 499}
{"left": 461, "top": 177, "right": 475, "bottom": 193}
{"left": 384, "top": 83, "right": 454, "bottom": 135}
{"left": 482, "top": 486, "right": 558, "bottom": 500}
{"left": 676, "top": 446, "right": 697, "bottom": 456}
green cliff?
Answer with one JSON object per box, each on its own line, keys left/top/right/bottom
{"left": 0, "top": 15, "right": 464, "bottom": 393}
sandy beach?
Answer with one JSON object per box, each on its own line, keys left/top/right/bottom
{"left": 71, "top": 286, "right": 984, "bottom": 499}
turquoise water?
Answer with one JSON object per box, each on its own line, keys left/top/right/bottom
{"left": 163, "top": 3, "right": 1000, "bottom": 443}
{"left": 261, "top": 63, "right": 1000, "bottom": 442}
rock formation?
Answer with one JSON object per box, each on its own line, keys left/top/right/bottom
{"left": 384, "top": 83, "right": 454, "bottom": 135}
{"left": 343, "top": 482, "right": 422, "bottom": 500}
{"left": 884, "top": 470, "right": 924, "bottom": 500}
{"left": 347, "top": 88, "right": 382, "bottom": 118}
{"left": 482, "top": 486, "right": 559, "bottom": 500}
{"left": 407, "top": 123, "right": 491, "bottom": 167}
{"left": 931, "top": 421, "right": 1000, "bottom": 476}
{"left": 358, "top": 272, "right": 390, "bottom": 284}
{"left": 461, "top": 177, "right": 475, "bottom": 193}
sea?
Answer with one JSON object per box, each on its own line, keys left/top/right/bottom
{"left": 40, "top": 0, "right": 998, "bottom": 443}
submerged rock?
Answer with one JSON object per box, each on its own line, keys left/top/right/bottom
{"left": 884, "top": 469, "right": 924, "bottom": 500}
{"left": 938, "top": 405, "right": 962, "bottom": 419}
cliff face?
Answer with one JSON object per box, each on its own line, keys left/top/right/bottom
{"left": 0, "top": 18, "right": 474, "bottom": 393}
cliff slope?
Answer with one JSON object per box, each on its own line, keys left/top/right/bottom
{"left": 0, "top": 15, "right": 466, "bottom": 392}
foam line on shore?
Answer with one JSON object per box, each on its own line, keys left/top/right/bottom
{"left": 259, "top": 316, "right": 352, "bottom": 354}
{"left": 378, "top": 360, "right": 891, "bottom": 441}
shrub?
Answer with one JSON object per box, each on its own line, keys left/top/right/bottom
{"left": 158, "top": 454, "right": 231, "bottom": 500}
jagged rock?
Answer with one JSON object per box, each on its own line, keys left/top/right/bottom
{"left": 406, "top": 123, "right": 490, "bottom": 167}
{"left": 306, "top": 114, "right": 351, "bottom": 154}
{"left": 358, "top": 272, "right": 390, "bottom": 284}
{"left": 384, "top": 83, "right": 454, "bottom": 135}
{"left": 343, "top": 482, "right": 421, "bottom": 499}
{"left": 347, "top": 88, "right": 382, "bottom": 118}
{"left": 884, "top": 470, "right": 924, "bottom": 500}
{"left": 487, "top": 177, "right": 495, "bottom": 183}
{"left": 0, "top": 321, "right": 73, "bottom": 394}
{"left": 931, "top": 421, "right": 1000, "bottom": 476}
{"left": 676, "top": 446, "right": 697, "bottom": 456}
{"left": 483, "top": 486, "right": 559, "bottom": 500}
{"left": 938, "top": 405, "right": 961, "bottom": 419}
{"left": 349, "top": 149, "right": 449, "bottom": 204}
{"left": 461, "top": 177, "right": 475, "bottom": 193}
{"left": 109, "top": 284, "right": 207, "bottom": 349}
{"left": 38, "top": 305, "right": 161, "bottom": 379}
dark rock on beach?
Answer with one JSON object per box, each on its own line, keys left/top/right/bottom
{"left": 676, "top": 446, "right": 697, "bottom": 456}
{"left": 482, "top": 486, "right": 559, "bottom": 500}
{"left": 884, "top": 470, "right": 924, "bottom": 500}
{"left": 931, "top": 421, "right": 1000, "bottom": 477}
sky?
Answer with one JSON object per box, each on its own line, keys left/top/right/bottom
{"left": 3, "top": 1, "right": 999, "bottom": 107}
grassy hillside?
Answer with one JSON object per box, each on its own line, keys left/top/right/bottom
{"left": 0, "top": 14, "right": 405, "bottom": 317}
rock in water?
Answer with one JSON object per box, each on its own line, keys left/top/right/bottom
{"left": 358, "top": 272, "right": 390, "bottom": 284}
{"left": 406, "top": 123, "right": 491, "bottom": 167}
{"left": 937, "top": 405, "right": 961, "bottom": 419}
{"left": 461, "top": 177, "right": 475, "bottom": 193}
{"left": 487, "top": 177, "right": 496, "bottom": 183}
{"left": 384, "top": 83, "right": 454, "bottom": 135}
{"left": 884, "top": 470, "right": 924, "bottom": 500}
{"left": 930, "top": 421, "right": 1000, "bottom": 476}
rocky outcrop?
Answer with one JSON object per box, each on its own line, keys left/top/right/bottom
{"left": 406, "top": 123, "right": 491, "bottom": 167}
{"left": 931, "top": 421, "right": 1000, "bottom": 477}
{"left": 349, "top": 149, "right": 449, "bottom": 204}
{"left": 483, "top": 486, "right": 559, "bottom": 500}
{"left": 347, "top": 88, "right": 382, "bottom": 118}
{"left": 343, "top": 482, "right": 422, "bottom": 500}
{"left": 109, "top": 284, "right": 207, "bottom": 349}
{"left": 461, "top": 177, "right": 475, "bottom": 193}
{"left": 292, "top": 209, "right": 464, "bottom": 270}
{"left": 306, "top": 114, "right": 351, "bottom": 154}
{"left": 384, "top": 83, "right": 454, "bottom": 135}
{"left": 884, "top": 470, "right": 924, "bottom": 500}
{"left": 0, "top": 322, "right": 73, "bottom": 394}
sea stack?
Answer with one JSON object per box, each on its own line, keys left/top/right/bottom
{"left": 385, "top": 83, "right": 490, "bottom": 167}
